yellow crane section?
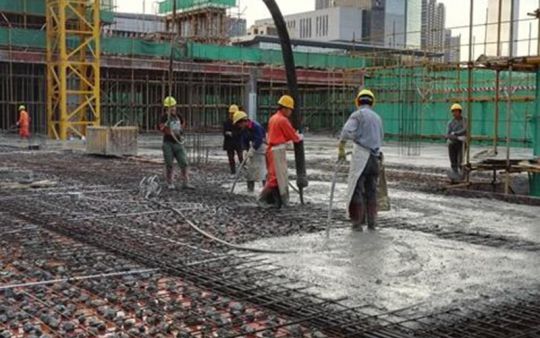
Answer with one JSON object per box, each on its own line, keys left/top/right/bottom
{"left": 46, "top": 0, "right": 101, "bottom": 140}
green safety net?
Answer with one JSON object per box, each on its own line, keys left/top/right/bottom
{"left": 0, "top": 27, "right": 365, "bottom": 70}
{"left": 0, "top": 0, "right": 45, "bottom": 16}
{"left": 0, "top": 0, "right": 115, "bottom": 22}
{"left": 365, "top": 66, "right": 536, "bottom": 147}
{"left": 1, "top": 26, "right": 533, "bottom": 147}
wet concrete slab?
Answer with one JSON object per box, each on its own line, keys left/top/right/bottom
{"left": 269, "top": 176, "right": 540, "bottom": 244}
{"left": 245, "top": 227, "right": 540, "bottom": 313}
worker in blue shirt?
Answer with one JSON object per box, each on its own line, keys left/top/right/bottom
{"left": 233, "top": 111, "right": 267, "bottom": 192}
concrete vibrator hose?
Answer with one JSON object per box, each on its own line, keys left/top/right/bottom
{"left": 263, "top": 0, "right": 308, "bottom": 204}
{"left": 151, "top": 200, "right": 295, "bottom": 254}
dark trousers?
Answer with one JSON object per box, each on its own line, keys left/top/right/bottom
{"left": 352, "top": 154, "right": 380, "bottom": 205}
{"left": 351, "top": 154, "right": 380, "bottom": 227}
{"left": 259, "top": 186, "right": 282, "bottom": 208}
{"left": 448, "top": 141, "right": 463, "bottom": 172}
{"left": 227, "top": 149, "right": 244, "bottom": 174}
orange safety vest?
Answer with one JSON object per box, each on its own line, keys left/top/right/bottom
{"left": 264, "top": 110, "right": 301, "bottom": 189}
{"left": 18, "top": 110, "right": 30, "bottom": 138}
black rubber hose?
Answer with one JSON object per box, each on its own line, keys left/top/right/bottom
{"left": 262, "top": 0, "right": 308, "bottom": 204}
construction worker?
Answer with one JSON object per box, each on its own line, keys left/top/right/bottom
{"left": 158, "top": 96, "right": 194, "bottom": 190}
{"left": 259, "top": 95, "right": 303, "bottom": 208}
{"left": 223, "top": 104, "right": 244, "bottom": 176}
{"left": 16, "top": 105, "right": 30, "bottom": 139}
{"left": 232, "top": 111, "right": 267, "bottom": 192}
{"left": 339, "top": 89, "right": 384, "bottom": 231}
{"left": 445, "top": 103, "right": 467, "bottom": 179}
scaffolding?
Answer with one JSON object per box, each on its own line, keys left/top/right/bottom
{"left": 0, "top": 0, "right": 539, "bottom": 196}
{"left": 161, "top": 0, "right": 235, "bottom": 45}
{"left": 356, "top": 1, "right": 540, "bottom": 196}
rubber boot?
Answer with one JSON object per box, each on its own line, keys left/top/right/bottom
{"left": 366, "top": 199, "right": 378, "bottom": 230}
{"left": 258, "top": 187, "right": 275, "bottom": 208}
{"left": 180, "top": 168, "right": 195, "bottom": 190}
{"left": 165, "top": 166, "right": 175, "bottom": 190}
{"left": 247, "top": 181, "right": 255, "bottom": 192}
{"left": 229, "top": 162, "right": 236, "bottom": 175}
{"left": 271, "top": 188, "right": 283, "bottom": 209}
{"left": 348, "top": 203, "right": 365, "bottom": 231}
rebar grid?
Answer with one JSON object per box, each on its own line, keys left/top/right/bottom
{"left": 1, "top": 151, "right": 539, "bottom": 338}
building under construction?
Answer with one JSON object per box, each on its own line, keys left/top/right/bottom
{"left": 1, "top": 0, "right": 540, "bottom": 337}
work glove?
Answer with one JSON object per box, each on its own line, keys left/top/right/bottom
{"left": 297, "top": 133, "right": 304, "bottom": 142}
{"left": 338, "top": 141, "right": 346, "bottom": 161}
{"left": 225, "top": 131, "right": 233, "bottom": 137}
{"left": 16, "top": 122, "right": 19, "bottom": 127}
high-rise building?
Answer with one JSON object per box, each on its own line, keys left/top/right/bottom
{"left": 385, "top": 0, "right": 407, "bottom": 47}
{"left": 252, "top": 7, "right": 363, "bottom": 42}
{"left": 315, "top": 0, "right": 331, "bottom": 9}
{"left": 434, "top": 3, "right": 445, "bottom": 50}
{"left": 421, "top": 0, "right": 446, "bottom": 52}
{"left": 227, "top": 18, "right": 247, "bottom": 38}
{"left": 315, "top": 0, "right": 385, "bottom": 45}
{"left": 405, "top": 0, "right": 422, "bottom": 48}
{"left": 421, "top": 0, "right": 460, "bottom": 61}
{"left": 485, "top": 0, "right": 520, "bottom": 56}
{"left": 318, "top": 0, "right": 421, "bottom": 48}
{"left": 317, "top": 0, "right": 372, "bottom": 8}
{"left": 384, "top": 0, "right": 421, "bottom": 48}
{"left": 444, "top": 29, "right": 461, "bottom": 62}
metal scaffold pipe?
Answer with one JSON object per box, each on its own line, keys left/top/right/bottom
{"left": 168, "top": 0, "right": 177, "bottom": 97}
{"left": 504, "top": 0, "right": 516, "bottom": 195}
{"left": 530, "top": 4, "right": 540, "bottom": 197}
{"left": 531, "top": 66, "right": 540, "bottom": 197}
{"left": 466, "top": 0, "right": 474, "bottom": 177}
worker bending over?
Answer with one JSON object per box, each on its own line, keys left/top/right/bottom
{"left": 259, "top": 95, "right": 303, "bottom": 208}
{"left": 233, "top": 111, "right": 267, "bottom": 192}
{"left": 159, "top": 96, "right": 194, "bottom": 190}
{"left": 339, "top": 89, "right": 384, "bottom": 231}
{"left": 16, "top": 105, "right": 31, "bottom": 140}
{"left": 223, "top": 104, "right": 244, "bottom": 176}
{"left": 445, "top": 103, "right": 467, "bottom": 179}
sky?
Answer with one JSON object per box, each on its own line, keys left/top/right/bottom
{"left": 116, "top": 0, "right": 539, "bottom": 59}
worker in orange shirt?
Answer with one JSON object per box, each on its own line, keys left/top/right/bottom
{"left": 258, "top": 95, "right": 303, "bottom": 208}
{"left": 16, "top": 105, "right": 31, "bottom": 139}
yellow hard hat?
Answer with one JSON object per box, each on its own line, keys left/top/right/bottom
{"left": 232, "top": 111, "right": 248, "bottom": 125}
{"left": 355, "top": 89, "right": 375, "bottom": 107}
{"left": 278, "top": 95, "right": 295, "bottom": 110}
{"left": 450, "top": 103, "right": 463, "bottom": 111}
{"left": 229, "top": 104, "right": 239, "bottom": 114}
{"left": 163, "top": 96, "right": 177, "bottom": 108}
{"left": 18, "top": 105, "right": 26, "bottom": 111}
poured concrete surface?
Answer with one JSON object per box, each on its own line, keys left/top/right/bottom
{"left": 3, "top": 132, "right": 539, "bottom": 315}
{"left": 236, "top": 134, "right": 540, "bottom": 314}
{"left": 246, "top": 226, "right": 540, "bottom": 313}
